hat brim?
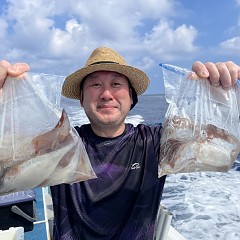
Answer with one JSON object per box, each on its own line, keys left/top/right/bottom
{"left": 62, "top": 63, "right": 150, "bottom": 99}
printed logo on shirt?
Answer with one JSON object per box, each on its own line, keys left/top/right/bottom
{"left": 131, "top": 163, "right": 141, "bottom": 170}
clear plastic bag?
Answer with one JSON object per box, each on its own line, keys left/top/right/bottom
{"left": 0, "top": 73, "right": 96, "bottom": 195}
{"left": 159, "top": 64, "right": 240, "bottom": 177}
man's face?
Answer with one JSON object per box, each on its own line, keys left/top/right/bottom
{"left": 80, "top": 71, "right": 133, "bottom": 130}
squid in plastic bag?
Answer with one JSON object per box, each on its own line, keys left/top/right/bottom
{"left": 0, "top": 73, "right": 96, "bottom": 195}
{"left": 158, "top": 64, "right": 240, "bottom": 177}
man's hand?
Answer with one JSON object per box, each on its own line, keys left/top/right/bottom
{"left": 0, "top": 60, "right": 30, "bottom": 88}
{"left": 192, "top": 61, "right": 240, "bottom": 90}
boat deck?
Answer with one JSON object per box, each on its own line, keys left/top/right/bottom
{"left": 25, "top": 188, "right": 52, "bottom": 240}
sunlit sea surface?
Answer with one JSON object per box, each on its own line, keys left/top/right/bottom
{"left": 61, "top": 94, "right": 240, "bottom": 240}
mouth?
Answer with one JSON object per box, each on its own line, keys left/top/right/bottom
{"left": 97, "top": 105, "right": 117, "bottom": 110}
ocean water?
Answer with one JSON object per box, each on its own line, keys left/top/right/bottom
{"left": 61, "top": 94, "right": 240, "bottom": 240}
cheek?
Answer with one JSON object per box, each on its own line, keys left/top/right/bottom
{"left": 117, "top": 92, "right": 132, "bottom": 106}
{"left": 81, "top": 91, "right": 97, "bottom": 108}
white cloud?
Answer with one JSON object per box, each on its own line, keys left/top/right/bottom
{"left": 222, "top": 1, "right": 240, "bottom": 45}
{"left": 2, "top": 0, "right": 54, "bottom": 58}
{"left": 136, "top": 0, "right": 183, "bottom": 18}
{"left": 220, "top": 37, "right": 240, "bottom": 51}
{"left": 49, "top": 20, "right": 91, "bottom": 57}
{"left": 143, "top": 20, "right": 198, "bottom": 61}
{"left": 1, "top": 0, "right": 189, "bottom": 72}
{"left": 236, "top": 0, "right": 240, "bottom": 6}
{"left": 3, "top": 0, "right": 235, "bottom": 78}
{"left": 64, "top": 1, "right": 138, "bottom": 42}
{"left": 1, "top": 0, "right": 239, "bottom": 93}
{"left": 135, "top": 56, "right": 155, "bottom": 71}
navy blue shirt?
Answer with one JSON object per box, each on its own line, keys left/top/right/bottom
{"left": 51, "top": 123, "right": 166, "bottom": 240}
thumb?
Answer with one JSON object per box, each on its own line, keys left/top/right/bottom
{"left": 7, "top": 63, "right": 30, "bottom": 76}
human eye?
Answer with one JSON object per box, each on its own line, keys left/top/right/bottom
{"left": 112, "top": 81, "right": 122, "bottom": 87}
{"left": 91, "top": 82, "right": 102, "bottom": 88}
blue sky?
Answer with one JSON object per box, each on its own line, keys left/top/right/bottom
{"left": 0, "top": 0, "right": 240, "bottom": 94}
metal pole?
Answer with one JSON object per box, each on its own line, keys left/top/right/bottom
{"left": 154, "top": 205, "right": 173, "bottom": 240}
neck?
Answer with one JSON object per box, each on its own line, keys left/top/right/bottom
{"left": 91, "top": 123, "right": 126, "bottom": 138}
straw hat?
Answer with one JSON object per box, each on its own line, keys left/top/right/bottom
{"left": 61, "top": 47, "right": 150, "bottom": 99}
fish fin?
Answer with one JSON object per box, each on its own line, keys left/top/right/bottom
{"left": 32, "top": 109, "right": 71, "bottom": 154}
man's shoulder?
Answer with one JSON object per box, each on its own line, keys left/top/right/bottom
{"left": 125, "top": 123, "right": 162, "bottom": 143}
{"left": 74, "top": 124, "right": 91, "bottom": 131}
{"left": 131, "top": 123, "right": 162, "bottom": 134}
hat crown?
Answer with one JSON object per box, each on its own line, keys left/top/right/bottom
{"left": 62, "top": 46, "right": 150, "bottom": 102}
{"left": 85, "top": 47, "right": 126, "bottom": 67}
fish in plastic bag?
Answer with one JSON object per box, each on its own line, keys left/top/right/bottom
{"left": 158, "top": 64, "right": 240, "bottom": 177}
{"left": 0, "top": 73, "right": 96, "bottom": 195}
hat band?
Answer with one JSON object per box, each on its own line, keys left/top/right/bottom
{"left": 89, "top": 61, "right": 120, "bottom": 66}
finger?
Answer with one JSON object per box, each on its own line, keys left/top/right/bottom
{"left": 192, "top": 61, "right": 209, "bottom": 78}
{"left": 0, "top": 60, "right": 11, "bottom": 68}
{"left": 204, "top": 62, "right": 221, "bottom": 87}
{"left": 7, "top": 63, "right": 30, "bottom": 76}
{"left": 213, "top": 62, "right": 233, "bottom": 89}
{"left": 224, "top": 61, "right": 240, "bottom": 86}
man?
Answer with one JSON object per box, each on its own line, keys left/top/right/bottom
{"left": 0, "top": 47, "right": 239, "bottom": 239}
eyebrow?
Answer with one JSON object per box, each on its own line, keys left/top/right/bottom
{"left": 85, "top": 74, "right": 98, "bottom": 79}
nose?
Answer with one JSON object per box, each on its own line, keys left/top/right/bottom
{"left": 100, "top": 87, "right": 114, "bottom": 100}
